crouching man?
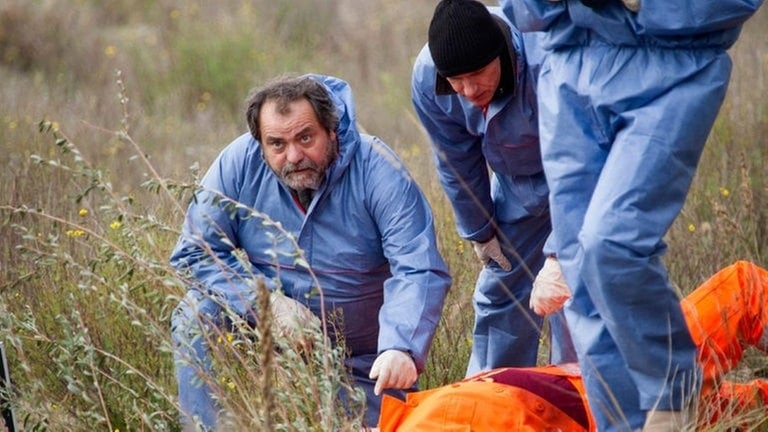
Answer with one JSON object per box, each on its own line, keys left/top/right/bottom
{"left": 170, "top": 74, "right": 451, "bottom": 430}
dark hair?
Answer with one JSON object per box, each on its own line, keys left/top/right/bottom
{"left": 245, "top": 75, "right": 339, "bottom": 141}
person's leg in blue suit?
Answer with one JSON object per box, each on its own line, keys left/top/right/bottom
{"left": 538, "top": 44, "right": 731, "bottom": 431}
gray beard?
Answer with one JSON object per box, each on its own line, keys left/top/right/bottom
{"left": 269, "top": 136, "right": 339, "bottom": 193}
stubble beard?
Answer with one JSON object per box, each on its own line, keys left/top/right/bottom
{"left": 277, "top": 137, "right": 339, "bottom": 191}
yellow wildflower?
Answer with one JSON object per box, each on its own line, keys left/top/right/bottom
{"left": 78, "top": 208, "right": 88, "bottom": 217}
{"left": 217, "top": 333, "right": 235, "bottom": 345}
{"left": 219, "top": 376, "right": 236, "bottom": 390}
{"left": 687, "top": 224, "right": 696, "bottom": 233}
{"left": 104, "top": 45, "right": 117, "bottom": 58}
{"left": 719, "top": 187, "right": 730, "bottom": 197}
{"left": 110, "top": 220, "right": 122, "bottom": 230}
{"left": 66, "top": 229, "right": 85, "bottom": 238}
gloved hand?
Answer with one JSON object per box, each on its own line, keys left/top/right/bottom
{"left": 269, "top": 291, "right": 319, "bottom": 349}
{"left": 471, "top": 236, "right": 512, "bottom": 271}
{"left": 529, "top": 256, "right": 572, "bottom": 316}
{"left": 369, "top": 350, "right": 417, "bottom": 396}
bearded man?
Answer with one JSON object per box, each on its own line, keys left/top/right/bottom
{"left": 170, "top": 74, "right": 451, "bottom": 430}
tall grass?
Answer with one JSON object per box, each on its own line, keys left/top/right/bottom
{"left": 0, "top": 0, "right": 766, "bottom": 430}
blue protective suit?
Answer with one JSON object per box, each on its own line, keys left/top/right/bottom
{"left": 412, "top": 7, "right": 575, "bottom": 375}
{"left": 170, "top": 74, "right": 451, "bottom": 428}
{"left": 500, "top": 0, "right": 763, "bottom": 430}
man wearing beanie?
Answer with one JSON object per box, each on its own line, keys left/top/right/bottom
{"left": 411, "top": 0, "right": 575, "bottom": 376}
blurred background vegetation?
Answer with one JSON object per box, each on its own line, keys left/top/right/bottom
{"left": 0, "top": 0, "right": 765, "bottom": 430}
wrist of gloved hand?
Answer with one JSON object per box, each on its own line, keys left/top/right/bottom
{"left": 471, "top": 236, "right": 512, "bottom": 271}
{"left": 369, "top": 349, "right": 417, "bottom": 395}
{"left": 529, "top": 256, "right": 572, "bottom": 316}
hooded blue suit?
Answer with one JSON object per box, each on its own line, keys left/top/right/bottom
{"left": 170, "top": 74, "right": 451, "bottom": 428}
{"left": 412, "top": 7, "right": 575, "bottom": 375}
{"left": 500, "top": 0, "right": 763, "bottom": 429}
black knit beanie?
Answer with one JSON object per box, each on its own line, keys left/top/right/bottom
{"left": 428, "top": 0, "right": 506, "bottom": 78}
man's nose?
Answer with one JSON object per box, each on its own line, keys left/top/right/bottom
{"left": 460, "top": 80, "right": 477, "bottom": 98}
{"left": 285, "top": 144, "right": 304, "bottom": 164}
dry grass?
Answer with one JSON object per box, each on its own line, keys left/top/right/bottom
{"left": 0, "top": 0, "right": 765, "bottom": 430}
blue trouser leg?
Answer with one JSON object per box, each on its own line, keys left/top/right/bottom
{"left": 466, "top": 274, "right": 543, "bottom": 375}
{"left": 549, "top": 310, "right": 578, "bottom": 365}
{"left": 538, "top": 44, "right": 730, "bottom": 430}
{"left": 466, "top": 170, "right": 577, "bottom": 374}
{"left": 172, "top": 291, "right": 220, "bottom": 431}
{"left": 172, "top": 291, "right": 408, "bottom": 430}
{"left": 564, "top": 307, "right": 644, "bottom": 430}
{"left": 466, "top": 195, "right": 552, "bottom": 375}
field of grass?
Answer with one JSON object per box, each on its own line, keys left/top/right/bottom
{"left": 0, "top": 0, "right": 765, "bottom": 430}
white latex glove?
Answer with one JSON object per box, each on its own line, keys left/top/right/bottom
{"left": 369, "top": 350, "right": 417, "bottom": 396}
{"left": 529, "top": 256, "right": 572, "bottom": 316}
{"left": 471, "top": 236, "right": 512, "bottom": 271}
{"left": 269, "top": 291, "right": 319, "bottom": 348}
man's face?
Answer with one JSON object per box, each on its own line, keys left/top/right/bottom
{"left": 260, "top": 98, "right": 338, "bottom": 191}
{"left": 445, "top": 57, "right": 502, "bottom": 108}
